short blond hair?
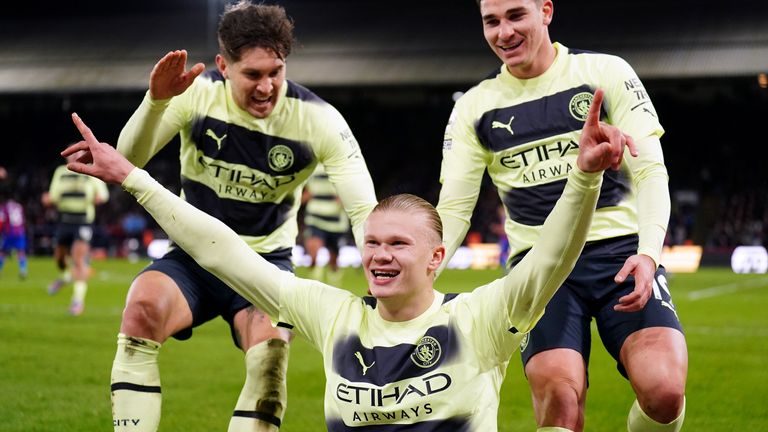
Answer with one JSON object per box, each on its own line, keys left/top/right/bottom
{"left": 372, "top": 194, "right": 443, "bottom": 245}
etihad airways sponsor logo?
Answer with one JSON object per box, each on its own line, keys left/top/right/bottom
{"left": 499, "top": 140, "right": 579, "bottom": 170}
{"left": 198, "top": 155, "right": 297, "bottom": 188}
{"left": 336, "top": 372, "right": 452, "bottom": 407}
{"left": 350, "top": 403, "right": 434, "bottom": 423}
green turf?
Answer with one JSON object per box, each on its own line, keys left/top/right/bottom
{"left": 1, "top": 258, "right": 767, "bottom": 431}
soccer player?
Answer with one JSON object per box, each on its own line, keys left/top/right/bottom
{"left": 112, "top": 2, "right": 377, "bottom": 431}
{"left": 0, "top": 194, "right": 29, "bottom": 279}
{"left": 302, "top": 165, "right": 350, "bottom": 285}
{"left": 67, "top": 89, "right": 629, "bottom": 428}
{"left": 436, "top": 1, "right": 688, "bottom": 431}
{"left": 42, "top": 148, "right": 110, "bottom": 315}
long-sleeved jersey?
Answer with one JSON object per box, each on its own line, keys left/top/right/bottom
{"left": 121, "top": 164, "right": 601, "bottom": 431}
{"left": 438, "top": 43, "right": 670, "bottom": 267}
{"left": 117, "top": 70, "right": 376, "bottom": 253}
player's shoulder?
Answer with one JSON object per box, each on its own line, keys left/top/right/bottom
{"left": 562, "top": 45, "right": 634, "bottom": 72}
{"left": 284, "top": 80, "right": 327, "bottom": 105}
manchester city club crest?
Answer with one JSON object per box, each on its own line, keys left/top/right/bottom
{"left": 268, "top": 144, "right": 294, "bottom": 172}
{"left": 568, "top": 92, "right": 594, "bottom": 121}
{"left": 410, "top": 336, "right": 442, "bottom": 368}
{"left": 520, "top": 332, "right": 530, "bottom": 352}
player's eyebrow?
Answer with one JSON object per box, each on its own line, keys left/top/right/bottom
{"left": 482, "top": 7, "right": 526, "bottom": 22}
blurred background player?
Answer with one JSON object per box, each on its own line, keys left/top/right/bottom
{"left": 42, "top": 147, "right": 110, "bottom": 315}
{"left": 437, "top": 1, "right": 687, "bottom": 431}
{"left": 110, "top": 2, "right": 377, "bottom": 431}
{"left": 301, "top": 165, "right": 350, "bottom": 286}
{"left": 0, "top": 192, "right": 29, "bottom": 279}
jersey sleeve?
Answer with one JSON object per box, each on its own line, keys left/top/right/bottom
{"left": 278, "top": 279, "right": 359, "bottom": 351}
{"left": 311, "top": 104, "right": 377, "bottom": 248}
{"left": 47, "top": 166, "right": 66, "bottom": 203}
{"left": 94, "top": 177, "right": 110, "bottom": 204}
{"left": 465, "top": 167, "right": 602, "bottom": 361}
{"left": 624, "top": 135, "right": 670, "bottom": 266}
{"left": 602, "top": 58, "right": 670, "bottom": 266}
{"left": 116, "top": 88, "right": 193, "bottom": 168}
{"left": 122, "top": 168, "right": 290, "bottom": 317}
{"left": 602, "top": 57, "right": 664, "bottom": 142}
{"left": 437, "top": 102, "right": 491, "bottom": 272}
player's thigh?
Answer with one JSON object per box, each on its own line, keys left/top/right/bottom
{"left": 621, "top": 327, "right": 687, "bottom": 395}
{"left": 121, "top": 270, "right": 193, "bottom": 342}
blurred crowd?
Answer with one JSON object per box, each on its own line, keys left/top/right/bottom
{"left": 6, "top": 165, "right": 765, "bottom": 261}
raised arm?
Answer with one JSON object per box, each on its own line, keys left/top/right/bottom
{"left": 117, "top": 50, "right": 205, "bottom": 167}
{"left": 66, "top": 113, "right": 286, "bottom": 317}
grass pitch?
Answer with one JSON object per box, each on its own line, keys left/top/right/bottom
{"left": 1, "top": 258, "right": 767, "bottom": 431}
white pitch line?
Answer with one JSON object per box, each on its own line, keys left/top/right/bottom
{"left": 686, "top": 276, "right": 768, "bottom": 301}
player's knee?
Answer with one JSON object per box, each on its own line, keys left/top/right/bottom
{"left": 121, "top": 299, "right": 168, "bottom": 340}
{"left": 236, "top": 307, "right": 290, "bottom": 349}
{"left": 528, "top": 373, "right": 583, "bottom": 423}
{"left": 638, "top": 386, "right": 685, "bottom": 423}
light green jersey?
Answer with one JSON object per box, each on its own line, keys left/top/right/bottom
{"left": 48, "top": 165, "right": 109, "bottom": 224}
{"left": 438, "top": 43, "right": 670, "bottom": 266}
{"left": 122, "top": 165, "right": 602, "bottom": 431}
{"left": 118, "top": 70, "right": 376, "bottom": 253}
{"left": 304, "top": 165, "right": 350, "bottom": 234}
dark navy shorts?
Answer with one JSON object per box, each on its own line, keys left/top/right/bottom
{"left": 54, "top": 223, "right": 94, "bottom": 247}
{"left": 516, "top": 235, "right": 683, "bottom": 378}
{"left": 304, "top": 225, "right": 345, "bottom": 255}
{"left": 141, "top": 246, "right": 293, "bottom": 348}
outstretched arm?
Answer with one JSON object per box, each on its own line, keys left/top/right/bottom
{"left": 66, "top": 113, "right": 286, "bottom": 317}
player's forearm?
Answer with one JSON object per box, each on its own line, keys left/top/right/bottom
{"left": 122, "top": 168, "right": 284, "bottom": 316}
{"left": 636, "top": 170, "right": 670, "bottom": 266}
{"left": 116, "top": 92, "right": 177, "bottom": 168}
{"left": 627, "top": 137, "right": 670, "bottom": 266}
{"left": 436, "top": 178, "right": 481, "bottom": 275}
{"left": 503, "top": 167, "right": 601, "bottom": 331}
{"left": 329, "top": 164, "right": 377, "bottom": 249}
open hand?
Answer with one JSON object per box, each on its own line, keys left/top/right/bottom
{"left": 576, "top": 89, "right": 638, "bottom": 173}
{"left": 149, "top": 50, "right": 205, "bottom": 100}
{"left": 63, "top": 113, "right": 136, "bottom": 185}
{"left": 613, "top": 254, "right": 656, "bottom": 312}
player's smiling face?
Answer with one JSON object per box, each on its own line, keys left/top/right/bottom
{"left": 480, "top": 0, "right": 554, "bottom": 79}
{"left": 363, "top": 209, "right": 443, "bottom": 312}
{"left": 216, "top": 46, "right": 286, "bottom": 119}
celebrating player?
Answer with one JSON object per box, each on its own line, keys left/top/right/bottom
{"left": 437, "top": 0, "right": 687, "bottom": 431}
{"left": 110, "top": 2, "right": 377, "bottom": 431}
{"left": 65, "top": 85, "right": 629, "bottom": 429}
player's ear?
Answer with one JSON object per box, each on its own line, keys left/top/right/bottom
{"left": 542, "top": 0, "right": 553, "bottom": 25}
{"left": 428, "top": 244, "right": 446, "bottom": 272}
{"left": 215, "top": 54, "right": 228, "bottom": 79}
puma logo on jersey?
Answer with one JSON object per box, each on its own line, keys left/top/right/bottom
{"left": 205, "top": 129, "right": 227, "bottom": 150}
{"left": 354, "top": 351, "right": 375, "bottom": 376}
{"left": 492, "top": 116, "right": 515, "bottom": 135}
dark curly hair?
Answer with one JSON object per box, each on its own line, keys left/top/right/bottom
{"left": 218, "top": 1, "right": 295, "bottom": 62}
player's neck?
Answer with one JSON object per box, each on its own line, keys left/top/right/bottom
{"left": 377, "top": 288, "right": 435, "bottom": 322}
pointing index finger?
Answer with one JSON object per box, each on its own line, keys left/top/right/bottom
{"left": 71, "top": 112, "right": 98, "bottom": 144}
{"left": 585, "top": 88, "right": 604, "bottom": 128}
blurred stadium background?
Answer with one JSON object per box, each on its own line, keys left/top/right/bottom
{"left": 1, "top": 0, "right": 767, "bottom": 431}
